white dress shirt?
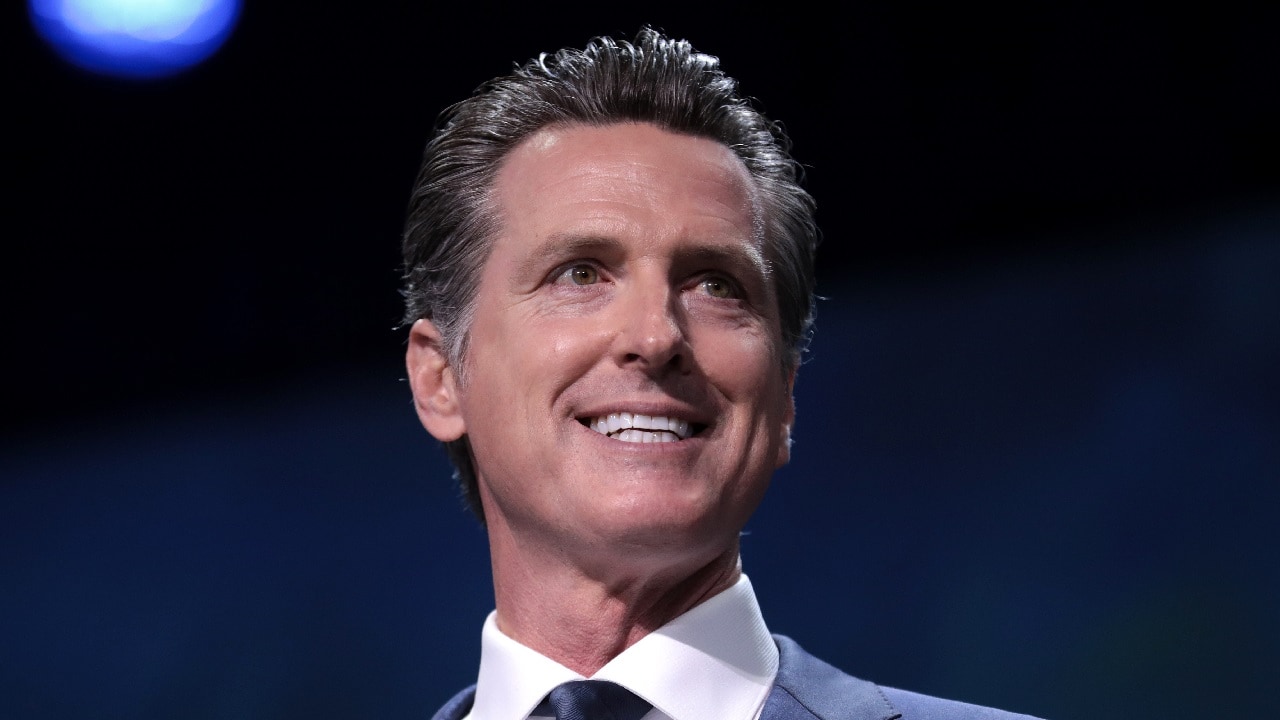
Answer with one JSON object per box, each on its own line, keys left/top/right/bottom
{"left": 463, "top": 573, "right": 779, "bottom": 720}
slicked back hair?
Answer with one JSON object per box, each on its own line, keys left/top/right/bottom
{"left": 401, "top": 27, "right": 819, "bottom": 521}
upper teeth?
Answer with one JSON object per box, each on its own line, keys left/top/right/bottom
{"left": 588, "top": 412, "right": 692, "bottom": 442}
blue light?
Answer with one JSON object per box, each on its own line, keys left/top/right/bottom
{"left": 29, "top": 0, "right": 242, "bottom": 80}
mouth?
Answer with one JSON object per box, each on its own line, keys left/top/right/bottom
{"left": 579, "top": 412, "right": 704, "bottom": 443}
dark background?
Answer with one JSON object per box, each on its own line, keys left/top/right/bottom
{"left": 4, "top": 3, "right": 1278, "bottom": 719}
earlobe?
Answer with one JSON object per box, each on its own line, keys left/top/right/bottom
{"left": 406, "top": 319, "right": 467, "bottom": 442}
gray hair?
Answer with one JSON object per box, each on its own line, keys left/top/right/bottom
{"left": 401, "top": 27, "right": 819, "bottom": 521}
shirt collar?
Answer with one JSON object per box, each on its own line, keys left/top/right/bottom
{"left": 469, "top": 613, "right": 583, "bottom": 720}
{"left": 468, "top": 573, "right": 779, "bottom": 720}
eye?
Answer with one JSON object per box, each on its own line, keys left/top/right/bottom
{"left": 699, "top": 275, "right": 737, "bottom": 298}
{"left": 558, "top": 264, "right": 599, "bottom": 286}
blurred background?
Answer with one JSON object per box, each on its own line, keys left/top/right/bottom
{"left": 4, "top": 2, "right": 1278, "bottom": 719}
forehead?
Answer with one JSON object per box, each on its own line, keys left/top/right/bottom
{"left": 492, "top": 122, "right": 761, "bottom": 248}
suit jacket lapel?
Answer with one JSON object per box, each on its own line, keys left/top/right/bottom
{"left": 762, "top": 635, "right": 901, "bottom": 720}
{"left": 430, "top": 684, "right": 476, "bottom": 720}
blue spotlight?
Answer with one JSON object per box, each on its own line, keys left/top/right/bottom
{"left": 29, "top": 0, "right": 242, "bottom": 80}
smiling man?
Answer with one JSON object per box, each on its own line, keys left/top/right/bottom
{"left": 402, "top": 28, "right": 1041, "bottom": 720}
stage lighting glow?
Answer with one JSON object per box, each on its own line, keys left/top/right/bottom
{"left": 29, "top": 0, "right": 242, "bottom": 80}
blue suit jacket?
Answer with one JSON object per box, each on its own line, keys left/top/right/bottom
{"left": 430, "top": 634, "right": 1042, "bottom": 720}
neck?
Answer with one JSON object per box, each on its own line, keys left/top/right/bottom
{"left": 485, "top": 520, "right": 742, "bottom": 676}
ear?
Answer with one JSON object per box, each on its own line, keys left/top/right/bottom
{"left": 775, "top": 364, "right": 797, "bottom": 468}
{"left": 406, "top": 319, "right": 466, "bottom": 442}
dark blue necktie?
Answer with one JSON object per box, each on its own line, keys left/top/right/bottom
{"left": 541, "top": 680, "right": 651, "bottom": 720}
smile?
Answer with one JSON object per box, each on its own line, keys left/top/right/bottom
{"left": 583, "top": 412, "right": 696, "bottom": 443}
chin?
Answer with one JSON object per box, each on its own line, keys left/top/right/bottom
{"left": 590, "top": 503, "right": 735, "bottom": 555}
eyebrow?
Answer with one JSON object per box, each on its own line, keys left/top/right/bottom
{"left": 535, "top": 233, "right": 624, "bottom": 259}
{"left": 679, "top": 243, "right": 770, "bottom": 282}
{"left": 513, "top": 233, "right": 624, "bottom": 280}
{"left": 517, "top": 232, "right": 770, "bottom": 280}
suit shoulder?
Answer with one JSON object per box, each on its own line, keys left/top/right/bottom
{"left": 773, "top": 635, "right": 1045, "bottom": 720}
{"left": 879, "top": 685, "right": 1044, "bottom": 720}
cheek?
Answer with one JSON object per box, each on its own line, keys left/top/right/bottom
{"left": 547, "top": 327, "right": 591, "bottom": 362}
{"left": 476, "top": 314, "right": 610, "bottom": 411}
{"left": 705, "top": 328, "right": 781, "bottom": 388}
{"left": 703, "top": 329, "right": 793, "bottom": 452}
{"left": 541, "top": 315, "right": 614, "bottom": 371}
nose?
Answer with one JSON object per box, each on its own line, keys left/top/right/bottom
{"left": 612, "top": 277, "right": 688, "bottom": 374}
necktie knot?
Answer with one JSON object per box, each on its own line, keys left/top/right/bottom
{"left": 543, "top": 680, "right": 650, "bottom": 720}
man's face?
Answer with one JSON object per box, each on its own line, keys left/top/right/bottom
{"left": 429, "top": 122, "right": 794, "bottom": 569}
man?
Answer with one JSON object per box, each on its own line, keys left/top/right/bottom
{"left": 403, "top": 27, "right": 1041, "bottom": 720}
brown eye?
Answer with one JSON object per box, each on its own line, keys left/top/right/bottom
{"left": 701, "top": 276, "right": 735, "bottom": 298}
{"left": 564, "top": 265, "right": 599, "bottom": 285}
